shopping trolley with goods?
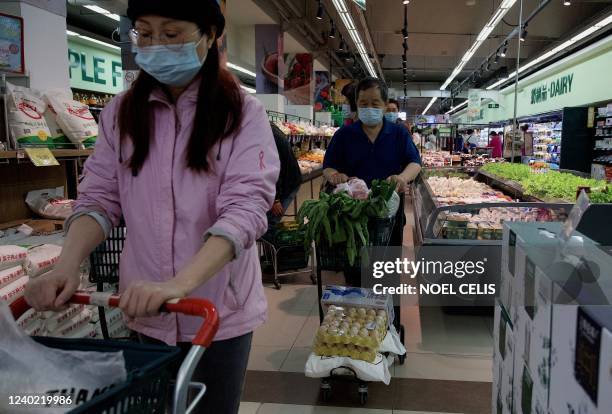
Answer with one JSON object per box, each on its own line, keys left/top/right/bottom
{"left": 9, "top": 291, "right": 219, "bottom": 414}
{"left": 313, "top": 187, "right": 407, "bottom": 404}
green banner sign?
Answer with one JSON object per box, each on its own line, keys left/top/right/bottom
{"left": 530, "top": 73, "right": 574, "bottom": 105}
{"left": 68, "top": 39, "right": 123, "bottom": 94}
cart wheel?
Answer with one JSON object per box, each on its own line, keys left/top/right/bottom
{"left": 321, "top": 380, "right": 331, "bottom": 402}
{"left": 399, "top": 325, "right": 406, "bottom": 365}
{"left": 274, "top": 279, "right": 281, "bottom": 290}
{"left": 398, "top": 353, "right": 406, "bottom": 365}
{"left": 359, "top": 391, "right": 368, "bottom": 405}
{"left": 310, "top": 272, "right": 316, "bottom": 285}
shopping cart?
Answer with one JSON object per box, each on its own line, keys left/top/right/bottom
{"left": 9, "top": 291, "right": 219, "bottom": 414}
{"left": 312, "top": 188, "right": 407, "bottom": 405}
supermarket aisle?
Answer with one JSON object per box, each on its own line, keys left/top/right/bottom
{"left": 243, "top": 198, "right": 493, "bottom": 412}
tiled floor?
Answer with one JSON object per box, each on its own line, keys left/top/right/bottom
{"left": 243, "top": 196, "right": 494, "bottom": 413}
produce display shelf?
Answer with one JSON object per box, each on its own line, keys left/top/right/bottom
{"left": 412, "top": 169, "right": 573, "bottom": 247}
{"left": 0, "top": 148, "right": 94, "bottom": 160}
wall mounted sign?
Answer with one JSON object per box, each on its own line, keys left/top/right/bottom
{"left": 530, "top": 73, "right": 574, "bottom": 105}
{"left": 68, "top": 40, "right": 123, "bottom": 94}
{"left": 0, "top": 13, "right": 25, "bottom": 74}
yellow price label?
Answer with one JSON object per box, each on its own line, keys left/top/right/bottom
{"left": 24, "top": 148, "right": 60, "bottom": 167}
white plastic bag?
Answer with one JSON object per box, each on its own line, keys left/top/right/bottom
{"left": 305, "top": 352, "right": 391, "bottom": 384}
{"left": 26, "top": 187, "right": 74, "bottom": 220}
{"left": 379, "top": 325, "right": 406, "bottom": 356}
{"left": 0, "top": 302, "right": 127, "bottom": 413}
{"left": 383, "top": 191, "right": 401, "bottom": 218}
{"left": 347, "top": 178, "right": 369, "bottom": 200}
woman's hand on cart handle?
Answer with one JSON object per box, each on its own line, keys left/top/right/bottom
{"left": 24, "top": 265, "right": 81, "bottom": 312}
{"left": 329, "top": 172, "right": 349, "bottom": 185}
{"left": 119, "top": 280, "right": 188, "bottom": 319}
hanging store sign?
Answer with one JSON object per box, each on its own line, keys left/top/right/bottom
{"left": 67, "top": 39, "right": 123, "bottom": 94}
{"left": 468, "top": 89, "right": 483, "bottom": 119}
{"left": 530, "top": 73, "right": 574, "bottom": 105}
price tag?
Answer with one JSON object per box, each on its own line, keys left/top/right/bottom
{"left": 24, "top": 148, "right": 60, "bottom": 167}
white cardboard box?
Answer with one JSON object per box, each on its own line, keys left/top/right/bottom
{"left": 493, "top": 302, "right": 516, "bottom": 414}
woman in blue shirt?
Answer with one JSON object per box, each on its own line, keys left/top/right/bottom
{"left": 323, "top": 78, "right": 421, "bottom": 249}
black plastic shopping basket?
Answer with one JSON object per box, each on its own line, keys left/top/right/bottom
{"left": 10, "top": 291, "right": 219, "bottom": 414}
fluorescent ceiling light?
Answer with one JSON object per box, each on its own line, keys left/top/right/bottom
{"left": 440, "top": 0, "right": 517, "bottom": 90}
{"left": 227, "top": 62, "right": 256, "bottom": 78}
{"left": 331, "top": 0, "right": 377, "bottom": 78}
{"left": 240, "top": 85, "right": 256, "bottom": 94}
{"left": 486, "top": 12, "right": 611, "bottom": 90}
{"left": 445, "top": 99, "right": 468, "bottom": 115}
{"left": 422, "top": 97, "right": 437, "bottom": 115}
{"left": 83, "top": 5, "right": 120, "bottom": 22}
{"left": 70, "top": 33, "right": 121, "bottom": 50}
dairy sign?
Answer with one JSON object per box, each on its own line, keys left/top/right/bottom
{"left": 530, "top": 73, "right": 574, "bottom": 105}
{"left": 67, "top": 40, "right": 123, "bottom": 94}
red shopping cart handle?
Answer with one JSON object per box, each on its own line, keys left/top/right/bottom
{"left": 10, "top": 291, "right": 219, "bottom": 348}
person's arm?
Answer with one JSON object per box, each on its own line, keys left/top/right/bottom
{"left": 323, "top": 129, "right": 349, "bottom": 185}
{"left": 25, "top": 106, "right": 122, "bottom": 311}
{"left": 388, "top": 128, "right": 422, "bottom": 191}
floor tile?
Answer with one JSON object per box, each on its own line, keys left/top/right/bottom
{"left": 264, "top": 285, "right": 318, "bottom": 316}
{"left": 280, "top": 347, "right": 312, "bottom": 373}
{"left": 393, "top": 352, "right": 492, "bottom": 382}
{"left": 257, "top": 403, "right": 392, "bottom": 414}
{"left": 254, "top": 309, "right": 310, "bottom": 347}
{"left": 294, "top": 314, "right": 320, "bottom": 347}
{"left": 238, "top": 401, "right": 262, "bottom": 414}
{"left": 248, "top": 346, "right": 292, "bottom": 371}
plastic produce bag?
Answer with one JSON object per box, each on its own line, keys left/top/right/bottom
{"left": 382, "top": 191, "right": 400, "bottom": 218}
{"left": 305, "top": 352, "right": 391, "bottom": 385}
{"left": 26, "top": 187, "right": 74, "bottom": 220}
{"left": 0, "top": 302, "right": 127, "bottom": 413}
{"left": 378, "top": 325, "right": 406, "bottom": 356}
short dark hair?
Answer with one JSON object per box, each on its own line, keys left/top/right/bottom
{"left": 388, "top": 98, "right": 399, "bottom": 108}
{"left": 356, "top": 77, "right": 388, "bottom": 102}
{"left": 341, "top": 82, "right": 357, "bottom": 112}
{"left": 490, "top": 130, "right": 498, "bottom": 136}
{"left": 467, "top": 129, "right": 474, "bottom": 135}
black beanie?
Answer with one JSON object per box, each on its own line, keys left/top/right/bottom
{"left": 127, "top": 0, "right": 225, "bottom": 37}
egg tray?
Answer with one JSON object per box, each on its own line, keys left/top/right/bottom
{"left": 315, "top": 330, "right": 383, "bottom": 350}
{"left": 313, "top": 342, "right": 377, "bottom": 363}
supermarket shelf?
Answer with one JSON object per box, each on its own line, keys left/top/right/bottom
{"left": 595, "top": 135, "right": 612, "bottom": 138}
{"left": 0, "top": 148, "right": 94, "bottom": 160}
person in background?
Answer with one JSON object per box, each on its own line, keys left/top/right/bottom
{"left": 465, "top": 128, "right": 478, "bottom": 149}
{"left": 323, "top": 77, "right": 421, "bottom": 249}
{"left": 266, "top": 122, "right": 302, "bottom": 235}
{"left": 411, "top": 126, "right": 422, "bottom": 148}
{"left": 385, "top": 98, "right": 401, "bottom": 124}
{"left": 424, "top": 128, "right": 438, "bottom": 151}
{"left": 454, "top": 131, "right": 464, "bottom": 153}
{"left": 490, "top": 131, "right": 503, "bottom": 158}
{"left": 341, "top": 82, "right": 358, "bottom": 126}
{"left": 24, "top": 2, "right": 280, "bottom": 413}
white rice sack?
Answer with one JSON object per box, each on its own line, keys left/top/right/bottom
{"left": 44, "top": 304, "right": 85, "bottom": 332}
{"left": 0, "top": 276, "right": 29, "bottom": 304}
{"left": 6, "top": 82, "right": 52, "bottom": 146}
{"left": 45, "top": 93, "right": 97, "bottom": 146}
{"left": 0, "top": 246, "right": 28, "bottom": 271}
{"left": 66, "top": 323, "right": 98, "bottom": 339}
{"left": 23, "top": 319, "right": 45, "bottom": 336}
{"left": 24, "top": 244, "right": 62, "bottom": 278}
{"left": 25, "top": 187, "right": 74, "bottom": 220}
{"left": 42, "top": 89, "right": 71, "bottom": 148}
{"left": 48, "top": 309, "right": 92, "bottom": 338}
{"left": 305, "top": 352, "right": 391, "bottom": 385}
{"left": 0, "top": 265, "right": 26, "bottom": 289}
{"left": 16, "top": 308, "right": 39, "bottom": 330}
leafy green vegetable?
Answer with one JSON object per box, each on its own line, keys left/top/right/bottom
{"left": 480, "top": 163, "right": 611, "bottom": 203}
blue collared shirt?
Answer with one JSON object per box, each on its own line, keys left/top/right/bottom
{"left": 323, "top": 119, "right": 421, "bottom": 186}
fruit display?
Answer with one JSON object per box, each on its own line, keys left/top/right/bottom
{"left": 481, "top": 163, "right": 612, "bottom": 203}
{"left": 427, "top": 176, "right": 513, "bottom": 205}
{"left": 312, "top": 305, "right": 389, "bottom": 363}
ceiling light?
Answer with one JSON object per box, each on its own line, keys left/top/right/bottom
{"left": 329, "top": 20, "right": 336, "bottom": 38}
{"left": 445, "top": 99, "right": 468, "bottom": 115}
{"left": 403, "top": 0, "right": 410, "bottom": 4}
{"left": 494, "top": 55, "right": 499, "bottom": 64}
{"left": 500, "top": 47, "right": 507, "bottom": 57}
{"left": 332, "top": 0, "right": 377, "bottom": 77}
{"left": 422, "top": 96, "right": 437, "bottom": 114}
{"left": 227, "top": 62, "right": 256, "bottom": 78}
{"left": 339, "top": 37, "right": 346, "bottom": 51}
{"left": 316, "top": 1, "right": 324, "bottom": 19}
{"left": 83, "top": 5, "right": 120, "bottom": 22}
{"left": 69, "top": 32, "right": 121, "bottom": 50}
{"left": 563, "top": 0, "right": 571, "bottom": 5}
{"left": 402, "top": 28, "right": 408, "bottom": 40}
{"left": 520, "top": 24, "right": 528, "bottom": 42}
{"left": 440, "top": 0, "right": 517, "bottom": 90}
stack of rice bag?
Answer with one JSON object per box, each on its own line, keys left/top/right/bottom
{"left": 1, "top": 244, "right": 130, "bottom": 339}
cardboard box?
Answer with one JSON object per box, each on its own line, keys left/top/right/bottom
{"left": 493, "top": 302, "right": 515, "bottom": 414}
{"left": 549, "top": 304, "right": 612, "bottom": 414}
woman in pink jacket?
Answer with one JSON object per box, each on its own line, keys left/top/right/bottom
{"left": 24, "top": 1, "right": 279, "bottom": 412}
